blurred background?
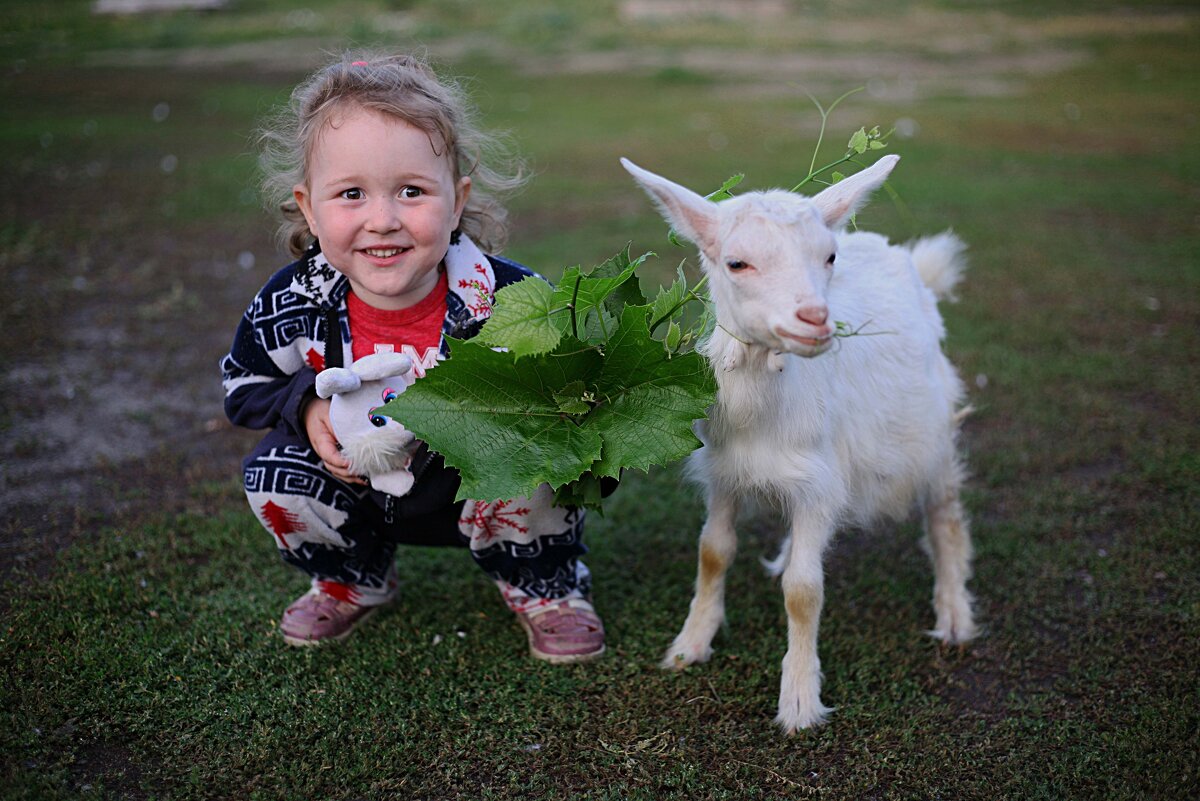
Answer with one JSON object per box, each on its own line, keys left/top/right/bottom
{"left": 2, "top": 1, "right": 1197, "bottom": 798}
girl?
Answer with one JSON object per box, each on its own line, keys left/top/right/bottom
{"left": 220, "top": 53, "right": 605, "bottom": 663}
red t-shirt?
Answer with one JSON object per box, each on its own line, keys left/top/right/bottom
{"left": 347, "top": 269, "right": 447, "bottom": 376}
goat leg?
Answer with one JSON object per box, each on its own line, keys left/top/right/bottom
{"left": 776, "top": 513, "right": 835, "bottom": 732}
{"left": 662, "top": 489, "right": 739, "bottom": 670}
{"left": 922, "top": 462, "right": 977, "bottom": 644}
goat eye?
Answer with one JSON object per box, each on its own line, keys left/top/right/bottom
{"left": 726, "top": 259, "right": 748, "bottom": 272}
{"left": 368, "top": 408, "right": 387, "bottom": 427}
{"left": 382, "top": 387, "right": 398, "bottom": 403}
{"left": 826, "top": 254, "right": 836, "bottom": 266}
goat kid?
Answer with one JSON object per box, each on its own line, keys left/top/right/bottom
{"left": 622, "top": 155, "right": 977, "bottom": 733}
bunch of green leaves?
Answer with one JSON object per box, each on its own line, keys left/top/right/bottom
{"left": 380, "top": 248, "right": 716, "bottom": 510}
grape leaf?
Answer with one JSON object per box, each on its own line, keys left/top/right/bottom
{"left": 481, "top": 249, "right": 648, "bottom": 355}
{"left": 586, "top": 306, "right": 716, "bottom": 478}
{"left": 553, "top": 380, "right": 594, "bottom": 416}
{"left": 648, "top": 264, "right": 690, "bottom": 332}
{"left": 380, "top": 338, "right": 604, "bottom": 501}
{"left": 380, "top": 248, "right": 715, "bottom": 507}
{"left": 664, "top": 320, "right": 682, "bottom": 352}
{"left": 592, "top": 247, "right": 650, "bottom": 315}
{"left": 553, "top": 472, "right": 606, "bottom": 510}
{"left": 553, "top": 251, "right": 642, "bottom": 337}
{"left": 475, "top": 276, "right": 568, "bottom": 356}
{"left": 848, "top": 126, "right": 869, "bottom": 154}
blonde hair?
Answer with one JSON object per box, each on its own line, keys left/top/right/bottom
{"left": 258, "top": 52, "right": 526, "bottom": 257}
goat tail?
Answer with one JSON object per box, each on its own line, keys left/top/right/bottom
{"left": 908, "top": 231, "right": 968, "bottom": 302}
{"left": 760, "top": 534, "right": 791, "bottom": 578}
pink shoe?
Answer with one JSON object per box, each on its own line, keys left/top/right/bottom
{"left": 279, "top": 588, "right": 383, "bottom": 647}
{"left": 515, "top": 598, "right": 606, "bottom": 664}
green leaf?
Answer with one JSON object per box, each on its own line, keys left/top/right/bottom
{"left": 377, "top": 247, "right": 715, "bottom": 504}
{"left": 869, "top": 140, "right": 886, "bottom": 150}
{"left": 586, "top": 306, "right": 716, "bottom": 478}
{"left": 553, "top": 472, "right": 605, "bottom": 511}
{"left": 664, "top": 320, "right": 682, "bottom": 353}
{"left": 831, "top": 171, "right": 846, "bottom": 184}
{"left": 592, "top": 246, "right": 650, "bottom": 313}
{"left": 476, "top": 277, "right": 568, "bottom": 357}
{"left": 553, "top": 380, "right": 594, "bottom": 416}
{"left": 579, "top": 304, "right": 617, "bottom": 345}
{"left": 553, "top": 251, "right": 643, "bottom": 341}
{"left": 706, "top": 172, "right": 744, "bottom": 203}
{"left": 648, "top": 264, "right": 689, "bottom": 332}
{"left": 381, "top": 338, "right": 603, "bottom": 501}
{"left": 848, "top": 126, "right": 869, "bottom": 154}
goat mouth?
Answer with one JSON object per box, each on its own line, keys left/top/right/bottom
{"left": 774, "top": 328, "right": 833, "bottom": 352}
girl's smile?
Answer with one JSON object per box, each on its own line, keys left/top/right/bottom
{"left": 293, "top": 104, "right": 471, "bottom": 310}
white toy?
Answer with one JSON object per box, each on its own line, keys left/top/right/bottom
{"left": 315, "top": 350, "right": 417, "bottom": 497}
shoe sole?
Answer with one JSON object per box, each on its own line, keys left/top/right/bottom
{"left": 516, "top": 614, "right": 606, "bottom": 664}
{"left": 280, "top": 604, "right": 381, "bottom": 648}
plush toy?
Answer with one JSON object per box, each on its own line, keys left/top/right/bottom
{"left": 315, "top": 350, "right": 417, "bottom": 497}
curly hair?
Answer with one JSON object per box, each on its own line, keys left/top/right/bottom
{"left": 258, "top": 52, "right": 526, "bottom": 257}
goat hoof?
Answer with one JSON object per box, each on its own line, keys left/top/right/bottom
{"left": 775, "top": 699, "right": 833, "bottom": 733}
{"left": 929, "top": 604, "right": 978, "bottom": 645}
{"left": 660, "top": 653, "right": 691, "bottom": 671}
{"left": 660, "top": 641, "right": 711, "bottom": 670}
{"left": 929, "top": 622, "right": 978, "bottom": 646}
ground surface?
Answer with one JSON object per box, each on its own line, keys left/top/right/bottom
{"left": 2, "top": 2, "right": 1198, "bottom": 799}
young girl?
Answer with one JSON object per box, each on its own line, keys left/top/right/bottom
{"left": 220, "top": 53, "right": 605, "bottom": 663}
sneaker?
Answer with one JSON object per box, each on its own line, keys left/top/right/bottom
{"left": 515, "top": 597, "right": 606, "bottom": 664}
{"left": 279, "top": 587, "right": 382, "bottom": 647}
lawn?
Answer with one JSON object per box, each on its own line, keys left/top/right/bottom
{"left": 2, "top": 1, "right": 1197, "bottom": 799}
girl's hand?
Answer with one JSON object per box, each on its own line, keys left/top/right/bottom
{"left": 302, "top": 396, "right": 367, "bottom": 485}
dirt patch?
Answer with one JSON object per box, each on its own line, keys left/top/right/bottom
{"left": 0, "top": 64, "right": 274, "bottom": 579}
{"left": 0, "top": 215, "right": 266, "bottom": 579}
{"left": 68, "top": 740, "right": 147, "bottom": 800}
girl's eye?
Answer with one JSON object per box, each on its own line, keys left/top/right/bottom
{"left": 341, "top": 188, "right": 364, "bottom": 201}
{"left": 726, "top": 259, "right": 748, "bottom": 272}
{"left": 401, "top": 186, "right": 423, "bottom": 199}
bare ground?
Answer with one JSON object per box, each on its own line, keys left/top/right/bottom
{"left": 0, "top": 63, "right": 274, "bottom": 577}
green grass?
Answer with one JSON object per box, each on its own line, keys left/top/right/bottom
{"left": 3, "top": 2, "right": 1198, "bottom": 799}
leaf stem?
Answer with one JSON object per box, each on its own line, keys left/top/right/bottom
{"left": 569, "top": 273, "right": 582, "bottom": 339}
{"left": 802, "top": 86, "right": 864, "bottom": 185}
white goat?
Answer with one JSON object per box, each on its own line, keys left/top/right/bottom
{"left": 622, "top": 154, "right": 977, "bottom": 733}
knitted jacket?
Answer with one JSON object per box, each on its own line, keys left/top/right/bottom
{"left": 220, "top": 233, "right": 537, "bottom": 440}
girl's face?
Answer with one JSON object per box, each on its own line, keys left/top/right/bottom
{"left": 294, "top": 105, "right": 471, "bottom": 310}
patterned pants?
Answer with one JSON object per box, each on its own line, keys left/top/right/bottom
{"left": 243, "top": 428, "right": 590, "bottom": 611}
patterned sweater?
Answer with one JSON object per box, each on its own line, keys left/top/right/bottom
{"left": 220, "top": 233, "right": 537, "bottom": 440}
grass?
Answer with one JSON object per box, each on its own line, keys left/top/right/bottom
{"left": 2, "top": 2, "right": 1198, "bottom": 799}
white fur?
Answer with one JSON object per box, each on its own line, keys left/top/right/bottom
{"left": 316, "top": 351, "right": 417, "bottom": 497}
{"left": 623, "top": 156, "right": 977, "bottom": 734}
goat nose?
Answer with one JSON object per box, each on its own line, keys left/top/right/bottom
{"left": 795, "top": 304, "right": 829, "bottom": 328}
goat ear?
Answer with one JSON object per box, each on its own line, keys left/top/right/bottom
{"left": 812, "top": 154, "right": 899, "bottom": 230}
{"left": 621, "top": 158, "right": 719, "bottom": 258}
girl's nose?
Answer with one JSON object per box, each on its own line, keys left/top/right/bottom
{"left": 366, "top": 198, "right": 402, "bottom": 233}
